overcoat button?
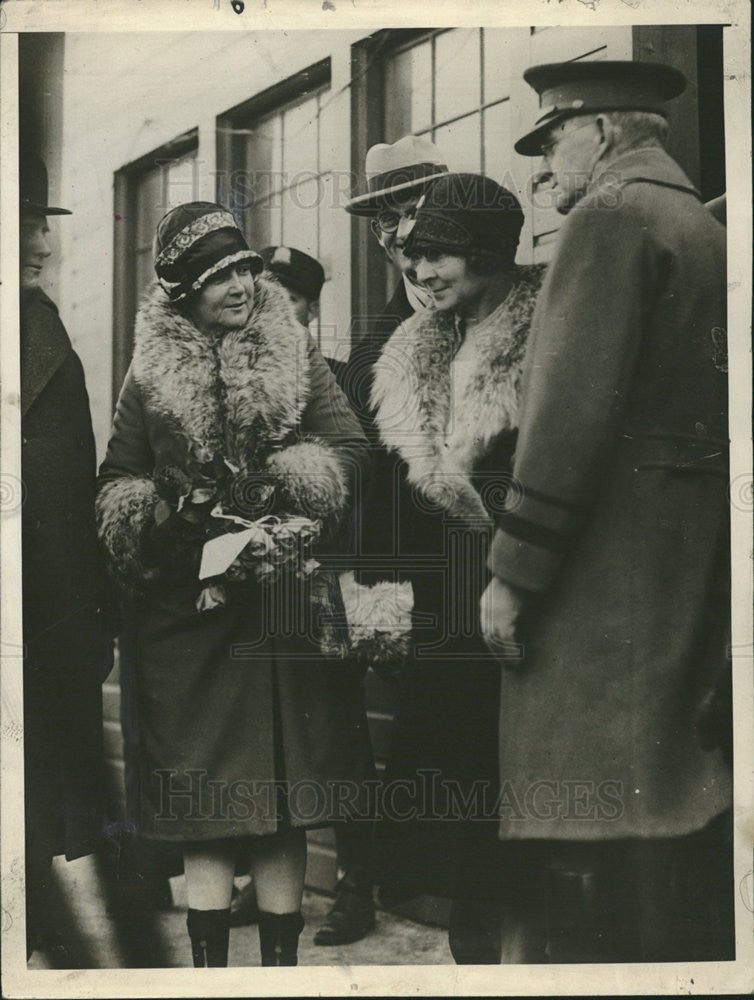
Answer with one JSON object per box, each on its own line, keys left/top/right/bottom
{"left": 695, "top": 421, "right": 706, "bottom": 434}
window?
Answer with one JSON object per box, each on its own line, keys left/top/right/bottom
{"left": 216, "top": 61, "right": 345, "bottom": 356}
{"left": 113, "top": 132, "right": 199, "bottom": 402}
{"left": 381, "top": 27, "right": 633, "bottom": 268}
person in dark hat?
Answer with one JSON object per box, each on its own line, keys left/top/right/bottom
{"left": 258, "top": 244, "right": 348, "bottom": 387}
{"left": 481, "top": 61, "right": 733, "bottom": 961}
{"left": 345, "top": 172, "right": 547, "bottom": 963}
{"left": 20, "top": 148, "right": 114, "bottom": 960}
{"left": 260, "top": 245, "right": 325, "bottom": 328}
{"left": 96, "top": 201, "right": 372, "bottom": 968}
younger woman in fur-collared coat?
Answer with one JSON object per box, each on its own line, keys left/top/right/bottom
{"left": 96, "top": 203, "right": 372, "bottom": 968}
{"left": 348, "top": 175, "right": 545, "bottom": 963}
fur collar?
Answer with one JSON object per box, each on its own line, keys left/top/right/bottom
{"left": 371, "top": 264, "right": 546, "bottom": 522}
{"left": 133, "top": 276, "right": 308, "bottom": 470}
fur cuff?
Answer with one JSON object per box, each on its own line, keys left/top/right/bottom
{"left": 264, "top": 439, "right": 349, "bottom": 522}
{"left": 340, "top": 571, "right": 413, "bottom": 676}
{"left": 96, "top": 477, "right": 160, "bottom": 587}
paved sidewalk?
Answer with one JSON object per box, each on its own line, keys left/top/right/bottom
{"left": 27, "top": 855, "right": 452, "bottom": 968}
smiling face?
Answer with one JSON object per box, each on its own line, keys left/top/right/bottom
{"left": 370, "top": 196, "right": 422, "bottom": 280}
{"left": 188, "top": 263, "right": 256, "bottom": 333}
{"left": 410, "top": 251, "right": 490, "bottom": 314}
{"left": 537, "top": 115, "right": 602, "bottom": 214}
{"left": 20, "top": 212, "right": 52, "bottom": 296}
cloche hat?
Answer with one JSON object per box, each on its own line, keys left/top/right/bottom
{"left": 405, "top": 173, "right": 525, "bottom": 265}
{"left": 152, "top": 201, "right": 263, "bottom": 302}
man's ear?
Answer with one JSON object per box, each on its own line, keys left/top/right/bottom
{"left": 307, "top": 300, "right": 320, "bottom": 324}
{"left": 594, "top": 113, "right": 618, "bottom": 158}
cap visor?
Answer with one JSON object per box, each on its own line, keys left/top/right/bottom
{"left": 514, "top": 121, "right": 557, "bottom": 157}
{"left": 345, "top": 171, "right": 453, "bottom": 216}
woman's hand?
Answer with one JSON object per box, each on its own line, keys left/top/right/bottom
{"left": 480, "top": 577, "right": 527, "bottom": 670}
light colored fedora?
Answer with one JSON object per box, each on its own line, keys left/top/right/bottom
{"left": 346, "top": 134, "right": 452, "bottom": 216}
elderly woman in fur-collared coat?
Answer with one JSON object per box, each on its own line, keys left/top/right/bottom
{"left": 347, "top": 174, "right": 545, "bottom": 963}
{"left": 96, "top": 203, "right": 372, "bottom": 968}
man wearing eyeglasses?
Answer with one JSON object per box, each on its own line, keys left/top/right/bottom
{"left": 307, "top": 136, "right": 451, "bottom": 949}
{"left": 343, "top": 134, "right": 452, "bottom": 440}
{"left": 480, "top": 61, "right": 733, "bottom": 962}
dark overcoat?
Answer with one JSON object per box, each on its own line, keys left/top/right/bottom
{"left": 489, "top": 148, "right": 732, "bottom": 841}
{"left": 96, "top": 278, "right": 374, "bottom": 841}
{"left": 21, "top": 289, "right": 109, "bottom": 862}
{"left": 359, "top": 266, "right": 545, "bottom": 897}
{"left": 342, "top": 278, "right": 414, "bottom": 441}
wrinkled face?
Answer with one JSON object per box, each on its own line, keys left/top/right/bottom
{"left": 370, "top": 195, "right": 421, "bottom": 279}
{"left": 284, "top": 286, "right": 317, "bottom": 327}
{"left": 20, "top": 212, "right": 52, "bottom": 295}
{"left": 537, "top": 116, "right": 601, "bottom": 214}
{"left": 189, "top": 263, "right": 255, "bottom": 332}
{"left": 410, "top": 251, "right": 490, "bottom": 314}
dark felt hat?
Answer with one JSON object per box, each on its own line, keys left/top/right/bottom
{"left": 152, "top": 201, "right": 263, "bottom": 302}
{"left": 515, "top": 60, "right": 687, "bottom": 156}
{"left": 405, "top": 173, "right": 525, "bottom": 264}
{"left": 20, "top": 149, "right": 71, "bottom": 215}
{"left": 260, "top": 245, "right": 325, "bottom": 302}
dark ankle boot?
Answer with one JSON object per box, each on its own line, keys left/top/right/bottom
{"left": 258, "top": 911, "right": 305, "bottom": 966}
{"left": 186, "top": 907, "right": 231, "bottom": 967}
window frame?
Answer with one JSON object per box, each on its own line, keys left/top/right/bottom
{"left": 112, "top": 128, "right": 198, "bottom": 407}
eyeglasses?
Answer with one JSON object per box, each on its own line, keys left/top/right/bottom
{"left": 370, "top": 206, "right": 417, "bottom": 236}
{"left": 539, "top": 118, "right": 597, "bottom": 161}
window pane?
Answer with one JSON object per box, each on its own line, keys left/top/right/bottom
{"left": 317, "top": 171, "right": 336, "bottom": 275}
{"left": 247, "top": 189, "right": 282, "bottom": 251}
{"left": 434, "top": 29, "right": 481, "bottom": 124}
{"left": 482, "top": 28, "right": 521, "bottom": 104}
{"left": 244, "top": 112, "right": 283, "bottom": 204}
{"left": 385, "top": 39, "right": 433, "bottom": 139}
{"left": 483, "top": 101, "right": 513, "bottom": 182}
{"left": 282, "top": 95, "right": 320, "bottom": 187}
{"left": 135, "top": 167, "right": 164, "bottom": 249}
{"left": 282, "top": 177, "right": 319, "bottom": 258}
{"left": 165, "top": 153, "right": 197, "bottom": 211}
{"left": 135, "top": 247, "right": 154, "bottom": 299}
{"left": 434, "top": 114, "right": 481, "bottom": 173}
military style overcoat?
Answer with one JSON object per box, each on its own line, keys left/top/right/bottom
{"left": 489, "top": 147, "right": 732, "bottom": 841}
{"left": 21, "top": 289, "right": 110, "bottom": 863}
{"left": 96, "top": 278, "right": 373, "bottom": 840}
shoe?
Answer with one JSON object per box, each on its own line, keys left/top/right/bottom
{"left": 258, "top": 911, "right": 305, "bottom": 966}
{"left": 229, "top": 881, "right": 260, "bottom": 927}
{"left": 186, "top": 907, "right": 231, "bottom": 967}
{"left": 313, "top": 872, "right": 376, "bottom": 946}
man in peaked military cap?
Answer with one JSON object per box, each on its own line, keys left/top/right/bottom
{"left": 480, "top": 62, "right": 733, "bottom": 962}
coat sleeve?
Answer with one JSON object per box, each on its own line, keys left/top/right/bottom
{"left": 263, "top": 333, "right": 371, "bottom": 539}
{"left": 96, "top": 365, "right": 160, "bottom": 587}
{"left": 488, "top": 199, "right": 665, "bottom": 593}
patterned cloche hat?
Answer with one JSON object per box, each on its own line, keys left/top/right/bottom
{"left": 152, "top": 201, "right": 263, "bottom": 302}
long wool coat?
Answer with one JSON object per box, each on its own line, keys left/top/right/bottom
{"left": 362, "top": 265, "right": 546, "bottom": 897}
{"left": 96, "top": 278, "right": 374, "bottom": 841}
{"left": 21, "top": 290, "right": 110, "bottom": 863}
{"left": 489, "top": 147, "right": 732, "bottom": 841}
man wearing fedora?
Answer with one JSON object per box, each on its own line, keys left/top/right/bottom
{"left": 20, "top": 148, "right": 112, "bottom": 959}
{"left": 343, "top": 134, "right": 452, "bottom": 439}
{"left": 480, "top": 62, "right": 733, "bottom": 961}
{"left": 305, "top": 136, "right": 452, "bottom": 949}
